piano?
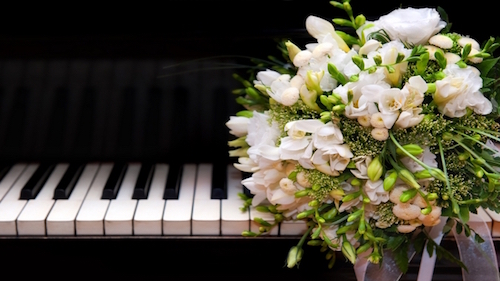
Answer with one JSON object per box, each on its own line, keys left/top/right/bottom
{"left": 0, "top": 0, "right": 497, "bottom": 280}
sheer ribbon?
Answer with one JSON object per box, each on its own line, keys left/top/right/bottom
{"left": 353, "top": 214, "right": 499, "bottom": 281}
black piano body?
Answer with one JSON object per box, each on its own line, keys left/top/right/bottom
{"left": 0, "top": 0, "right": 497, "bottom": 279}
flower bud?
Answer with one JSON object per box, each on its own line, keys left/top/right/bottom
{"left": 442, "top": 132, "right": 454, "bottom": 141}
{"left": 414, "top": 170, "right": 432, "bottom": 179}
{"left": 383, "top": 170, "right": 398, "bottom": 191}
{"left": 322, "top": 206, "right": 338, "bottom": 220}
{"left": 295, "top": 189, "right": 310, "bottom": 198}
{"left": 342, "top": 241, "right": 357, "bottom": 264}
{"left": 285, "top": 40, "right": 302, "bottom": 62}
{"left": 367, "top": 156, "right": 383, "bottom": 182}
{"left": 297, "top": 209, "right": 315, "bottom": 219}
{"left": 241, "top": 231, "right": 258, "bottom": 237}
{"left": 286, "top": 246, "right": 304, "bottom": 268}
{"left": 398, "top": 169, "right": 420, "bottom": 189}
{"left": 396, "top": 144, "right": 424, "bottom": 156}
{"left": 399, "top": 188, "right": 417, "bottom": 203}
{"left": 355, "top": 14, "right": 366, "bottom": 28}
{"left": 429, "top": 168, "right": 447, "bottom": 182}
{"left": 356, "top": 242, "right": 372, "bottom": 254}
{"left": 329, "top": 188, "right": 345, "bottom": 199}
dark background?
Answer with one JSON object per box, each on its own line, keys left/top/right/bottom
{"left": 0, "top": 0, "right": 493, "bottom": 164}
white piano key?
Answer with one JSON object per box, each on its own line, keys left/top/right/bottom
{"left": 133, "top": 163, "right": 168, "bottom": 235}
{"left": 0, "top": 164, "right": 39, "bottom": 235}
{"left": 163, "top": 164, "right": 196, "bottom": 235}
{"left": 104, "top": 163, "right": 140, "bottom": 235}
{"left": 221, "top": 165, "right": 249, "bottom": 235}
{"left": 17, "top": 163, "right": 69, "bottom": 235}
{"left": 0, "top": 164, "right": 27, "bottom": 201}
{"left": 46, "top": 163, "right": 100, "bottom": 235}
{"left": 75, "top": 163, "right": 113, "bottom": 235}
{"left": 280, "top": 219, "right": 308, "bottom": 236}
{"left": 484, "top": 208, "right": 500, "bottom": 237}
{"left": 192, "top": 163, "right": 220, "bottom": 235}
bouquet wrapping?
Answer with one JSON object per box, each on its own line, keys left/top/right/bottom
{"left": 226, "top": 1, "right": 500, "bottom": 279}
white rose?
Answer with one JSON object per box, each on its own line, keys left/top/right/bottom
{"left": 434, "top": 64, "right": 492, "bottom": 117}
{"left": 374, "top": 7, "right": 446, "bottom": 45}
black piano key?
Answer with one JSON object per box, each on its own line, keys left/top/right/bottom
{"left": 0, "top": 163, "right": 12, "bottom": 183}
{"left": 211, "top": 163, "right": 227, "bottom": 199}
{"left": 242, "top": 171, "right": 253, "bottom": 198}
{"left": 163, "top": 163, "right": 182, "bottom": 199}
{"left": 132, "top": 163, "right": 155, "bottom": 199}
{"left": 101, "top": 162, "right": 128, "bottom": 199}
{"left": 53, "top": 163, "right": 85, "bottom": 199}
{"left": 20, "top": 163, "right": 56, "bottom": 200}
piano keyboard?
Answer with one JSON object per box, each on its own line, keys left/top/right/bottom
{"left": 0, "top": 161, "right": 309, "bottom": 237}
{"left": 0, "top": 161, "right": 497, "bottom": 237}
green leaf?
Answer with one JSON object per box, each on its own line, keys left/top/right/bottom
{"left": 476, "top": 57, "right": 500, "bottom": 77}
{"left": 394, "top": 242, "right": 410, "bottom": 273}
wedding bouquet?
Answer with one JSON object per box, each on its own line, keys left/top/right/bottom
{"left": 225, "top": 0, "right": 500, "bottom": 276}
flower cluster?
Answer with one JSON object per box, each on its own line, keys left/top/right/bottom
{"left": 226, "top": 0, "right": 500, "bottom": 272}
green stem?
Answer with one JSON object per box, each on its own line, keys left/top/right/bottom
{"left": 455, "top": 131, "right": 498, "bottom": 154}
{"left": 389, "top": 132, "right": 431, "bottom": 170}
{"left": 456, "top": 126, "right": 500, "bottom": 142}
{"left": 452, "top": 137, "right": 497, "bottom": 173}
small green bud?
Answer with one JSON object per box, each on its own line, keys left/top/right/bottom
{"left": 414, "top": 170, "right": 432, "bottom": 179}
{"left": 309, "top": 199, "right": 319, "bottom": 207}
{"left": 383, "top": 170, "right": 398, "bottom": 191}
{"left": 332, "top": 104, "right": 346, "bottom": 113}
{"left": 373, "top": 55, "right": 382, "bottom": 66}
{"left": 320, "top": 111, "right": 332, "bottom": 123}
{"left": 320, "top": 95, "right": 333, "bottom": 110}
{"left": 341, "top": 241, "right": 357, "bottom": 264}
{"left": 355, "top": 14, "right": 366, "bottom": 28}
{"left": 322, "top": 206, "right": 338, "bottom": 221}
{"left": 241, "top": 230, "right": 258, "bottom": 237}
{"left": 472, "top": 157, "right": 486, "bottom": 166}
{"left": 286, "top": 246, "right": 304, "bottom": 268}
{"left": 399, "top": 188, "right": 418, "bottom": 203}
{"left": 333, "top": 18, "right": 354, "bottom": 28}
{"left": 295, "top": 189, "right": 310, "bottom": 198}
{"left": 458, "top": 151, "right": 470, "bottom": 161}
{"left": 288, "top": 171, "right": 298, "bottom": 181}
{"left": 421, "top": 206, "right": 432, "bottom": 215}
{"left": 285, "top": 40, "right": 301, "bottom": 62}
{"left": 356, "top": 242, "right": 372, "bottom": 254}
{"left": 398, "top": 169, "right": 420, "bottom": 189}
{"left": 427, "top": 192, "right": 438, "bottom": 201}
{"left": 307, "top": 240, "right": 324, "bottom": 246}
{"left": 367, "top": 156, "right": 383, "bottom": 182}
{"left": 311, "top": 226, "right": 322, "bottom": 239}
{"left": 347, "top": 209, "right": 363, "bottom": 222}
{"left": 352, "top": 55, "right": 365, "bottom": 70}
{"left": 254, "top": 217, "right": 272, "bottom": 227}
{"left": 255, "top": 206, "right": 270, "bottom": 213}
{"left": 274, "top": 213, "right": 284, "bottom": 223}
{"left": 396, "top": 144, "right": 424, "bottom": 156}
{"left": 329, "top": 1, "right": 344, "bottom": 9}
{"left": 350, "top": 178, "right": 362, "bottom": 186}
{"left": 297, "top": 209, "right": 315, "bottom": 219}
{"left": 236, "top": 110, "right": 253, "bottom": 118}
{"left": 429, "top": 168, "right": 447, "bottom": 182}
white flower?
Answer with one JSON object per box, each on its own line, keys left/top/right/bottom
{"left": 401, "top": 76, "right": 427, "bottom": 110}
{"left": 293, "top": 50, "right": 313, "bottom": 67}
{"left": 359, "top": 39, "right": 381, "bottom": 56}
{"left": 305, "top": 15, "right": 350, "bottom": 52}
{"left": 233, "top": 157, "right": 258, "bottom": 173}
{"left": 434, "top": 64, "right": 492, "bottom": 117}
{"left": 351, "top": 155, "right": 372, "bottom": 179}
{"left": 312, "top": 121, "right": 344, "bottom": 148}
{"left": 395, "top": 107, "right": 424, "bottom": 129}
{"left": 226, "top": 116, "right": 249, "bottom": 137}
{"left": 312, "top": 144, "right": 353, "bottom": 176}
{"left": 373, "top": 7, "right": 446, "bottom": 45}
{"left": 364, "top": 180, "right": 389, "bottom": 205}
{"left": 255, "top": 69, "right": 281, "bottom": 87}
